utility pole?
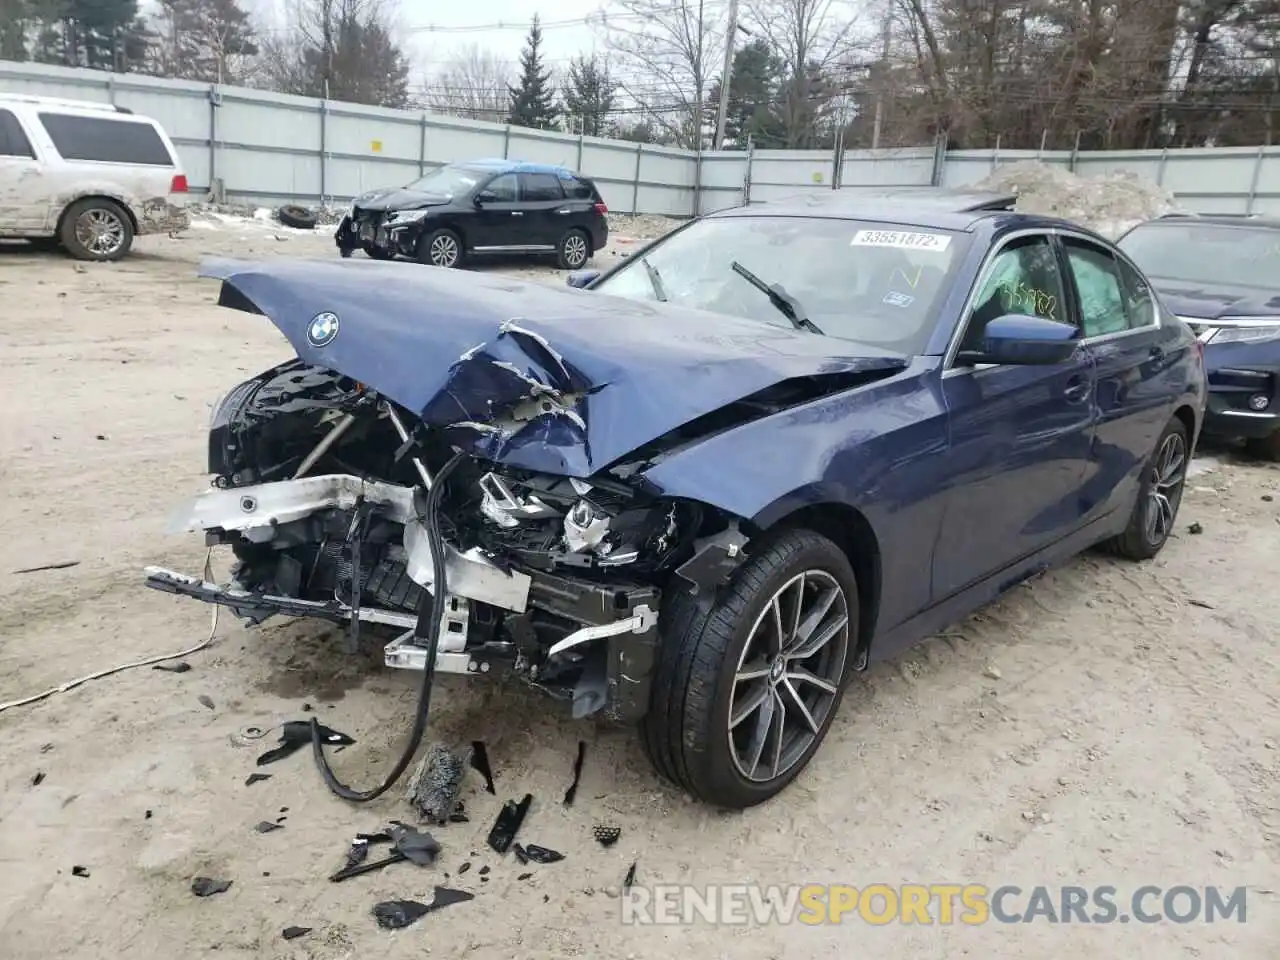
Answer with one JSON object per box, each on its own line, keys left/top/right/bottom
{"left": 713, "top": 0, "right": 740, "bottom": 151}
{"left": 871, "top": 0, "right": 892, "bottom": 149}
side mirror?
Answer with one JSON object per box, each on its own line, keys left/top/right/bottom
{"left": 474, "top": 191, "right": 497, "bottom": 206}
{"left": 957, "top": 314, "right": 1079, "bottom": 366}
{"left": 566, "top": 270, "right": 601, "bottom": 289}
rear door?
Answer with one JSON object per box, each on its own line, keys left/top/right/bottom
{"left": 1059, "top": 233, "right": 1183, "bottom": 521}
{"left": 0, "top": 108, "right": 47, "bottom": 233}
{"left": 516, "top": 171, "right": 568, "bottom": 247}
{"left": 934, "top": 231, "right": 1097, "bottom": 597}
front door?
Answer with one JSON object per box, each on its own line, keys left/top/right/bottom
{"left": 0, "top": 108, "right": 47, "bottom": 234}
{"left": 934, "top": 232, "right": 1097, "bottom": 599}
{"left": 470, "top": 172, "right": 522, "bottom": 250}
{"left": 1059, "top": 234, "right": 1184, "bottom": 521}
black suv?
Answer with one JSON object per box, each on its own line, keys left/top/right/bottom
{"left": 335, "top": 159, "right": 610, "bottom": 270}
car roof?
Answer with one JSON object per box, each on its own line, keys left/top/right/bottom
{"left": 457, "top": 157, "right": 580, "bottom": 178}
{"left": 709, "top": 187, "right": 1019, "bottom": 231}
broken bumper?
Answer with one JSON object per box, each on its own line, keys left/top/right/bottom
{"left": 143, "top": 474, "right": 661, "bottom": 720}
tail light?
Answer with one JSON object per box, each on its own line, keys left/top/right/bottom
{"left": 170, "top": 174, "right": 189, "bottom": 193}
{"left": 593, "top": 201, "right": 608, "bottom": 215}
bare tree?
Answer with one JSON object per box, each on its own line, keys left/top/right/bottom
{"left": 426, "top": 43, "right": 513, "bottom": 122}
{"left": 744, "top": 0, "right": 860, "bottom": 146}
{"left": 599, "top": 0, "right": 726, "bottom": 148}
{"left": 149, "top": 0, "right": 258, "bottom": 84}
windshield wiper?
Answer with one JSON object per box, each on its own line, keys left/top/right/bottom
{"left": 730, "top": 261, "right": 823, "bottom": 334}
{"left": 640, "top": 256, "right": 668, "bottom": 302}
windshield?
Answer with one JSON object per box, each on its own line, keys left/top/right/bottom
{"left": 591, "top": 215, "right": 966, "bottom": 352}
{"left": 404, "top": 164, "right": 483, "bottom": 196}
{"left": 1118, "top": 222, "right": 1280, "bottom": 290}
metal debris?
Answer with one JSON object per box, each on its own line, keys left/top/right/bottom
{"left": 406, "top": 743, "right": 471, "bottom": 824}
{"left": 523, "top": 844, "right": 564, "bottom": 864}
{"left": 282, "top": 926, "right": 311, "bottom": 940}
{"left": 563, "top": 741, "right": 586, "bottom": 805}
{"left": 256, "top": 720, "right": 354, "bottom": 765}
{"left": 487, "top": 794, "right": 532, "bottom": 853}
{"left": 593, "top": 824, "right": 621, "bottom": 848}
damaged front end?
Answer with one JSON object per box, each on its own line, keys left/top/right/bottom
{"left": 146, "top": 359, "right": 747, "bottom": 722}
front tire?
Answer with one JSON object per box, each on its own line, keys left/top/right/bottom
{"left": 363, "top": 244, "right": 396, "bottom": 261}
{"left": 417, "top": 228, "right": 463, "bottom": 268}
{"left": 556, "top": 229, "right": 590, "bottom": 270}
{"left": 642, "top": 528, "right": 857, "bottom": 808}
{"left": 1106, "top": 416, "right": 1190, "bottom": 560}
{"left": 60, "top": 198, "right": 133, "bottom": 261}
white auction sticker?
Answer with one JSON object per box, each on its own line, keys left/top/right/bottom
{"left": 851, "top": 229, "right": 951, "bottom": 251}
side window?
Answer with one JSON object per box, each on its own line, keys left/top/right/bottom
{"left": 1115, "top": 255, "right": 1158, "bottom": 329}
{"left": 959, "top": 235, "right": 1067, "bottom": 354}
{"left": 564, "top": 177, "right": 594, "bottom": 200}
{"left": 38, "top": 113, "right": 173, "bottom": 166}
{"left": 1063, "top": 239, "right": 1129, "bottom": 337}
{"left": 0, "top": 108, "right": 34, "bottom": 158}
{"left": 484, "top": 173, "right": 518, "bottom": 202}
{"left": 519, "top": 172, "right": 565, "bottom": 202}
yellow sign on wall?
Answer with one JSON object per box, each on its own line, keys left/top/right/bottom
{"left": 812, "top": 171, "right": 823, "bottom": 183}
{"left": 371, "top": 140, "right": 383, "bottom": 153}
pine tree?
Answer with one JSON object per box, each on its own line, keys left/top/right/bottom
{"left": 561, "top": 53, "right": 616, "bottom": 137}
{"left": 507, "top": 15, "right": 557, "bottom": 129}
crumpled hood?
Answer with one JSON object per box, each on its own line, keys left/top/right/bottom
{"left": 198, "top": 257, "right": 908, "bottom": 476}
{"left": 1150, "top": 277, "right": 1280, "bottom": 321}
{"left": 352, "top": 187, "right": 450, "bottom": 211}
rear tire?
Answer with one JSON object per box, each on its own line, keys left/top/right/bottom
{"left": 641, "top": 528, "right": 857, "bottom": 809}
{"left": 417, "top": 228, "right": 463, "bottom": 268}
{"left": 59, "top": 198, "right": 133, "bottom": 261}
{"left": 1244, "top": 431, "right": 1280, "bottom": 462}
{"left": 555, "top": 229, "right": 590, "bottom": 270}
{"left": 277, "top": 205, "right": 318, "bottom": 230}
{"left": 1105, "top": 416, "right": 1190, "bottom": 560}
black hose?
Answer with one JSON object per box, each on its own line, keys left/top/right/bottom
{"left": 310, "top": 452, "right": 466, "bottom": 802}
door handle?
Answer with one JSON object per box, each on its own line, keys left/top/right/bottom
{"left": 555, "top": 208, "right": 570, "bottom": 214}
{"left": 1063, "top": 377, "right": 1091, "bottom": 403}
{"left": 511, "top": 211, "right": 523, "bottom": 217}
{"left": 1149, "top": 345, "right": 1165, "bottom": 363}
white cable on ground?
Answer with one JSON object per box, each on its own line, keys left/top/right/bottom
{"left": 0, "top": 552, "right": 221, "bottom": 714}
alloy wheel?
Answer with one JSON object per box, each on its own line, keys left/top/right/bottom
{"left": 1144, "top": 431, "right": 1187, "bottom": 546}
{"left": 727, "top": 570, "right": 850, "bottom": 784}
{"left": 430, "top": 234, "right": 459, "bottom": 267}
{"left": 563, "top": 233, "right": 588, "bottom": 268}
{"left": 75, "top": 208, "right": 125, "bottom": 258}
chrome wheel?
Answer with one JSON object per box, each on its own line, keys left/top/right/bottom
{"left": 75, "top": 208, "right": 126, "bottom": 258}
{"left": 562, "top": 232, "right": 588, "bottom": 268}
{"left": 429, "top": 233, "right": 459, "bottom": 267}
{"left": 1144, "top": 430, "right": 1186, "bottom": 545}
{"left": 728, "top": 570, "right": 850, "bottom": 784}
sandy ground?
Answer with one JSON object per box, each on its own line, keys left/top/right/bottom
{"left": 0, "top": 216, "right": 1278, "bottom": 960}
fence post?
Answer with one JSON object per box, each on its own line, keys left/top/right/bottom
{"left": 990, "top": 133, "right": 1001, "bottom": 174}
{"left": 830, "top": 129, "right": 842, "bottom": 190}
{"left": 318, "top": 99, "right": 328, "bottom": 206}
{"left": 1037, "top": 129, "right": 1047, "bottom": 160}
{"left": 502, "top": 125, "right": 511, "bottom": 159}
{"left": 1156, "top": 146, "right": 1169, "bottom": 186}
{"left": 207, "top": 84, "right": 221, "bottom": 200}
{"left": 106, "top": 74, "right": 115, "bottom": 106}
{"left": 1246, "top": 144, "right": 1266, "bottom": 214}
{"left": 693, "top": 148, "right": 703, "bottom": 217}
{"left": 576, "top": 131, "right": 585, "bottom": 171}
{"left": 743, "top": 135, "right": 754, "bottom": 205}
{"left": 931, "top": 129, "right": 947, "bottom": 186}
{"left": 1069, "top": 131, "right": 1081, "bottom": 172}
{"left": 418, "top": 114, "right": 428, "bottom": 176}
{"left": 631, "top": 142, "right": 643, "bottom": 214}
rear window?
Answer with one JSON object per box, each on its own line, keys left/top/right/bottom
{"left": 564, "top": 177, "right": 596, "bottom": 200}
{"left": 0, "top": 108, "right": 33, "bottom": 158}
{"left": 38, "top": 112, "right": 173, "bottom": 166}
{"left": 520, "top": 172, "right": 565, "bottom": 202}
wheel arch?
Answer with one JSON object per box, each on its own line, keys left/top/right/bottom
{"left": 57, "top": 193, "right": 137, "bottom": 235}
{"left": 1172, "top": 402, "right": 1198, "bottom": 447}
{"left": 758, "top": 499, "right": 882, "bottom": 668}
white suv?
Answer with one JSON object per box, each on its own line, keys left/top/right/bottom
{"left": 0, "top": 93, "right": 191, "bottom": 261}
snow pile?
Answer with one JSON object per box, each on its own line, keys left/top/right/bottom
{"left": 972, "top": 161, "right": 1182, "bottom": 239}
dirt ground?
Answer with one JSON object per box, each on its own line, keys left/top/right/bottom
{"left": 1, "top": 215, "right": 1278, "bottom": 960}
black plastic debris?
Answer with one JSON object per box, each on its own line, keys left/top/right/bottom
{"left": 593, "top": 824, "right": 621, "bottom": 848}
{"left": 478, "top": 865, "right": 490, "bottom": 876}
{"left": 373, "top": 888, "right": 473, "bottom": 929}
{"left": 487, "top": 794, "right": 532, "bottom": 854}
{"left": 518, "top": 872, "right": 533, "bottom": 881}
{"left": 1264, "top": 494, "right": 1274, "bottom": 502}
{"left": 282, "top": 926, "right": 311, "bottom": 941}
{"left": 523, "top": 844, "right": 564, "bottom": 864}
{"left": 153, "top": 662, "right": 191, "bottom": 674}
{"left": 470, "top": 741, "right": 496, "bottom": 794}
{"left": 481, "top": 876, "right": 489, "bottom": 883}
{"left": 450, "top": 812, "right": 470, "bottom": 823}
{"left": 13, "top": 560, "right": 79, "bottom": 574}
{"left": 342, "top": 837, "right": 370, "bottom": 872}
{"left": 512, "top": 843, "right": 529, "bottom": 865}
{"left": 254, "top": 821, "right": 284, "bottom": 833}
{"left": 623, "top": 862, "right": 637, "bottom": 890}
{"left": 563, "top": 741, "right": 586, "bottom": 805}
{"left": 388, "top": 823, "right": 441, "bottom": 866}
{"left": 32, "top": 772, "right": 45, "bottom": 787}
{"left": 72, "top": 865, "right": 90, "bottom": 878}
{"left": 406, "top": 743, "right": 471, "bottom": 825}
{"left": 458, "top": 861, "right": 472, "bottom": 875}
{"left": 1189, "top": 598, "right": 1214, "bottom": 609}
{"left": 543, "top": 893, "right": 549, "bottom": 903}
{"left": 1188, "top": 522, "right": 1203, "bottom": 535}
{"left": 191, "top": 877, "right": 232, "bottom": 897}
{"left": 357, "top": 830, "right": 393, "bottom": 844}
{"left": 144, "top": 810, "right": 153, "bottom": 820}
{"left": 245, "top": 773, "right": 271, "bottom": 786}
{"left": 257, "top": 721, "right": 354, "bottom": 766}
{"left": 197, "top": 695, "right": 215, "bottom": 710}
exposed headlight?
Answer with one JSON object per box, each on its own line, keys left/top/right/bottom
{"left": 385, "top": 208, "right": 432, "bottom": 226}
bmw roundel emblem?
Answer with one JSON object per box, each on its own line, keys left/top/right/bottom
{"left": 307, "top": 311, "right": 340, "bottom": 347}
